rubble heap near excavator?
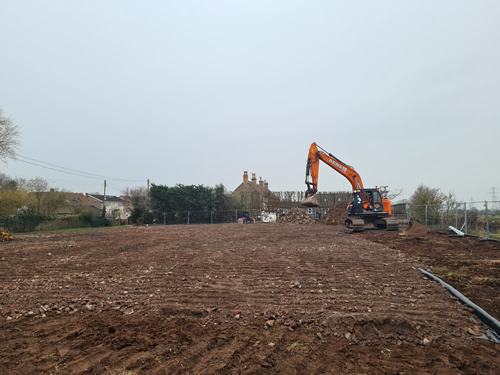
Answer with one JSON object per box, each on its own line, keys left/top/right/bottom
{"left": 278, "top": 208, "right": 317, "bottom": 224}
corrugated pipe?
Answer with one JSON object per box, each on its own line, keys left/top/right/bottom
{"left": 419, "top": 268, "right": 500, "bottom": 343}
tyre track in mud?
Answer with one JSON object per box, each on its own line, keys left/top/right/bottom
{"left": 0, "top": 224, "right": 481, "bottom": 346}
{"left": 2, "top": 224, "right": 500, "bottom": 374}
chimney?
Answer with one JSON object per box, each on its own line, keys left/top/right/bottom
{"left": 264, "top": 180, "right": 268, "bottom": 189}
{"left": 251, "top": 173, "right": 257, "bottom": 184}
{"left": 259, "top": 177, "right": 263, "bottom": 186}
{"left": 243, "top": 171, "right": 248, "bottom": 184}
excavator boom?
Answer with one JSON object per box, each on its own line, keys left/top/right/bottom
{"left": 301, "top": 142, "right": 363, "bottom": 207}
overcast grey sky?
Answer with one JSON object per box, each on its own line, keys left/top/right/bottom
{"left": 1, "top": 0, "right": 499, "bottom": 202}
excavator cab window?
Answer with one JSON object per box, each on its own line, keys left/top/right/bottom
{"left": 365, "top": 192, "right": 371, "bottom": 202}
{"left": 370, "top": 190, "right": 384, "bottom": 212}
{"left": 362, "top": 190, "right": 381, "bottom": 212}
{"left": 363, "top": 191, "right": 373, "bottom": 211}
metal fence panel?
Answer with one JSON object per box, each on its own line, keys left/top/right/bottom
{"left": 152, "top": 200, "right": 500, "bottom": 239}
{"left": 404, "top": 201, "right": 500, "bottom": 239}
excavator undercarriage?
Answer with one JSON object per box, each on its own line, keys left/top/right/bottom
{"left": 344, "top": 213, "right": 400, "bottom": 233}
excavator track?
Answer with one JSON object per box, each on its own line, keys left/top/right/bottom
{"left": 384, "top": 218, "right": 400, "bottom": 231}
{"left": 344, "top": 218, "right": 365, "bottom": 233}
{"left": 345, "top": 217, "right": 400, "bottom": 233}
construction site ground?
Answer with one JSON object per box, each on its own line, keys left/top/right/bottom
{"left": 1, "top": 222, "right": 499, "bottom": 374}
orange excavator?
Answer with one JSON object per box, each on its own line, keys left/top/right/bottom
{"left": 300, "top": 142, "right": 399, "bottom": 232}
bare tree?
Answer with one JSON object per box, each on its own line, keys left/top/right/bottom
{"left": 0, "top": 173, "right": 17, "bottom": 190}
{"left": 121, "top": 186, "right": 148, "bottom": 221}
{"left": 27, "top": 177, "right": 49, "bottom": 214}
{"left": 379, "top": 186, "right": 403, "bottom": 200}
{"left": 409, "top": 184, "right": 447, "bottom": 224}
{"left": 122, "top": 186, "right": 148, "bottom": 207}
{"left": 39, "top": 189, "right": 67, "bottom": 215}
{"left": 0, "top": 108, "right": 20, "bottom": 162}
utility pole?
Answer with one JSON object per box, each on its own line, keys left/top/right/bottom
{"left": 145, "top": 179, "right": 150, "bottom": 224}
{"left": 102, "top": 179, "right": 107, "bottom": 218}
{"left": 489, "top": 187, "right": 499, "bottom": 210}
{"left": 147, "top": 178, "right": 151, "bottom": 209}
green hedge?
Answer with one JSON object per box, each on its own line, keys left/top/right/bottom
{"left": 36, "top": 216, "right": 91, "bottom": 231}
{"left": 0, "top": 214, "right": 122, "bottom": 233}
{"left": 0, "top": 214, "right": 50, "bottom": 233}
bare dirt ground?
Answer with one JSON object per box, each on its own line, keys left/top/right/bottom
{"left": 362, "top": 225, "right": 500, "bottom": 322}
{"left": 1, "top": 223, "right": 499, "bottom": 374}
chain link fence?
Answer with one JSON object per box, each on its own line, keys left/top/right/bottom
{"left": 157, "top": 209, "right": 292, "bottom": 225}
{"left": 404, "top": 201, "right": 500, "bottom": 239}
{"left": 155, "top": 201, "right": 500, "bottom": 239}
{"left": 5, "top": 197, "right": 498, "bottom": 238}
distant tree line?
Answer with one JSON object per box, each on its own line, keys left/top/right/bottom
{"left": 121, "top": 183, "right": 357, "bottom": 224}
{"left": 0, "top": 173, "right": 113, "bottom": 232}
{"left": 0, "top": 174, "right": 69, "bottom": 216}
{"left": 122, "top": 183, "right": 234, "bottom": 224}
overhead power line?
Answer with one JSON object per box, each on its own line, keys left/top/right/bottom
{"left": 11, "top": 154, "right": 144, "bottom": 182}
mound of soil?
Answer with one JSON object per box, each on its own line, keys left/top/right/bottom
{"left": 319, "top": 201, "right": 349, "bottom": 225}
{"left": 405, "top": 219, "right": 428, "bottom": 236}
{"left": 279, "top": 208, "right": 317, "bottom": 224}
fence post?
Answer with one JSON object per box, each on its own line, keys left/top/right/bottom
{"left": 187, "top": 211, "right": 190, "bottom": 225}
{"left": 163, "top": 212, "right": 167, "bottom": 225}
{"left": 425, "top": 205, "right": 428, "bottom": 226}
{"left": 211, "top": 211, "right": 214, "bottom": 224}
{"left": 235, "top": 210, "right": 238, "bottom": 223}
{"left": 464, "top": 202, "right": 467, "bottom": 234}
{"left": 441, "top": 206, "right": 444, "bottom": 228}
{"left": 455, "top": 206, "right": 458, "bottom": 228}
{"left": 485, "top": 201, "right": 490, "bottom": 239}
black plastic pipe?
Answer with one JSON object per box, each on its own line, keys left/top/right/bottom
{"left": 419, "top": 268, "right": 500, "bottom": 341}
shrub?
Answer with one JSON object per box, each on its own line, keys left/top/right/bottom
{"left": 91, "top": 217, "right": 110, "bottom": 227}
{"left": 78, "top": 212, "right": 97, "bottom": 225}
{"left": 77, "top": 212, "right": 110, "bottom": 227}
{"left": 36, "top": 216, "right": 90, "bottom": 231}
{"left": 130, "top": 208, "right": 154, "bottom": 225}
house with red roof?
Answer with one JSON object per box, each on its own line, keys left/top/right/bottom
{"left": 231, "top": 171, "right": 277, "bottom": 210}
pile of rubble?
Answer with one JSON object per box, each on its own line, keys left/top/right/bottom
{"left": 319, "top": 201, "right": 349, "bottom": 225}
{"left": 279, "top": 208, "right": 317, "bottom": 224}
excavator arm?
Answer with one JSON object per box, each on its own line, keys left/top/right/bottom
{"left": 302, "top": 142, "right": 364, "bottom": 207}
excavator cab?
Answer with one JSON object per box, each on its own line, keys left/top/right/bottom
{"left": 348, "top": 189, "right": 385, "bottom": 216}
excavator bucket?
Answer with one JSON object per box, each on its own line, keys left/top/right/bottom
{"left": 300, "top": 194, "right": 320, "bottom": 207}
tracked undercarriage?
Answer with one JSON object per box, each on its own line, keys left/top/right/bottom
{"left": 344, "top": 212, "right": 400, "bottom": 233}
